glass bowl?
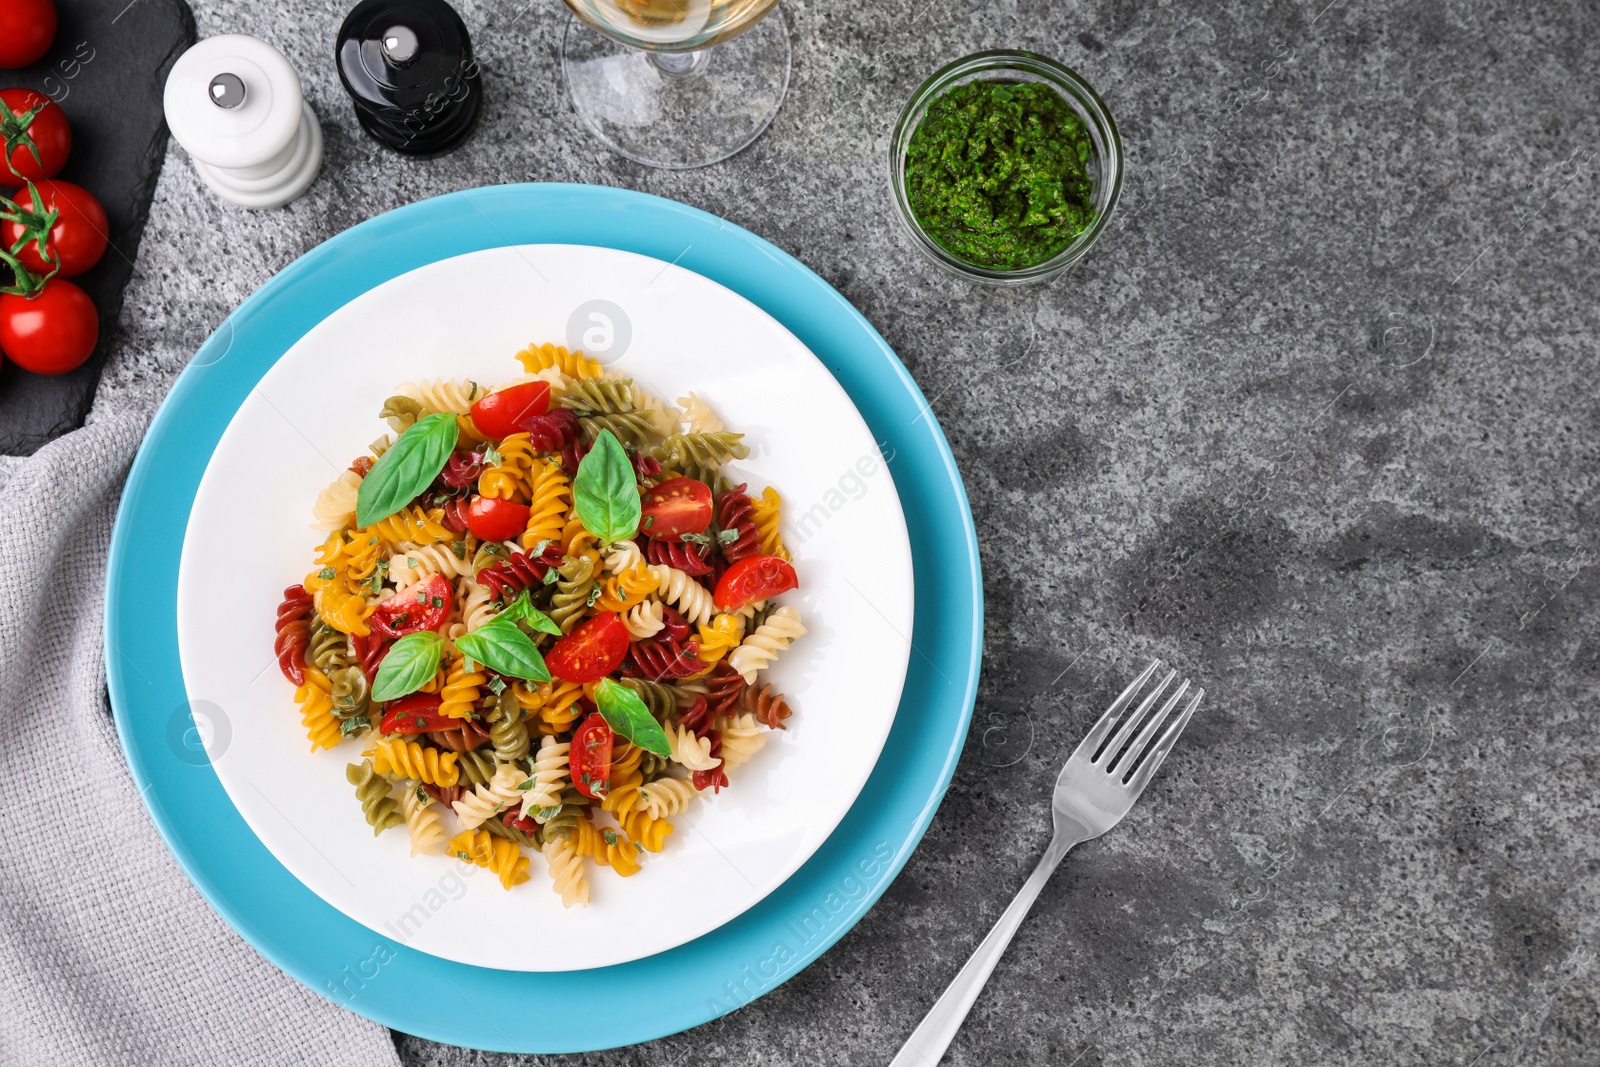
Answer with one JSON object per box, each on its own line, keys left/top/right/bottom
{"left": 889, "top": 50, "right": 1123, "bottom": 286}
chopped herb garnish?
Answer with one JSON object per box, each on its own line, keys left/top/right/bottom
{"left": 717, "top": 528, "right": 739, "bottom": 545}
{"left": 318, "top": 566, "right": 337, "bottom": 581}
{"left": 486, "top": 676, "right": 506, "bottom": 695}
{"left": 339, "top": 716, "right": 371, "bottom": 737}
{"left": 586, "top": 585, "right": 604, "bottom": 607}
{"left": 451, "top": 540, "right": 468, "bottom": 560}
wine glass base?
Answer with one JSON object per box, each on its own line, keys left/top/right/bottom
{"left": 561, "top": 7, "right": 791, "bottom": 170}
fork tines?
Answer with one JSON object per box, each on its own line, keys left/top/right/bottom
{"left": 1084, "top": 659, "right": 1203, "bottom": 788}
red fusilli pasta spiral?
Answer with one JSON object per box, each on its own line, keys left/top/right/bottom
{"left": 423, "top": 781, "right": 466, "bottom": 807}
{"left": 274, "top": 584, "right": 313, "bottom": 685}
{"left": 627, "top": 636, "right": 702, "bottom": 680}
{"left": 716, "top": 484, "right": 760, "bottom": 564}
{"left": 705, "top": 660, "right": 746, "bottom": 717}
{"left": 478, "top": 542, "right": 563, "bottom": 601}
{"left": 522, "top": 408, "right": 581, "bottom": 452}
{"left": 349, "top": 455, "right": 374, "bottom": 476}
{"left": 438, "top": 448, "right": 488, "bottom": 489}
{"left": 676, "top": 693, "right": 713, "bottom": 735}
{"left": 645, "top": 537, "right": 712, "bottom": 576}
{"left": 427, "top": 719, "right": 492, "bottom": 752}
{"left": 740, "top": 681, "right": 792, "bottom": 730}
{"left": 693, "top": 730, "right": 728, "bottom": 793}
{"left": 351, "top": 631, "right": 391, "bottom": 681}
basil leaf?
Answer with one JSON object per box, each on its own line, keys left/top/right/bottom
{"left": 573, "top": 430, "right": 641, "bottom": 544}
{"left": 455, "top": 619, "right": 551, "bottom": 683}
{"left": 372, "top": 631, "right": 443, "bottom": 701}
{"left": 356, "top": 412, "right": 459, "bottom": 527}
{"left": 594, "top": 678, "right": 671, "bottom": 757}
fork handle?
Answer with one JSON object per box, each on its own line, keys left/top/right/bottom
{"left": 888, "top": 834, "right": 1077, "bottom": 1067}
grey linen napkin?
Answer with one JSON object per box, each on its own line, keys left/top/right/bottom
{"left": 0, "top": 415, "right": 403, "bottom": 1067}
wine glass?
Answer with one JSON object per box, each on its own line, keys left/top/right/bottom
{"left": 561, "top": 0, "right": 790, "bottom": 169}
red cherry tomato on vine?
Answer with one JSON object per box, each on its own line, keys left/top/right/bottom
{"left": 640, "top": 476, "right": 713, "bottom": 541}
{"left": 466, "top": 495, "right": 530, "bottom": 541}
{"left": 568, "top": 712, "right": 614, "bottom": 799}
{"left": 469, "top": 380, "right": 550, "bottom": 440}
{"left": 0, "top": 279, "right": 97, "bottom": 374}
{"left": 546, "top": 613, "right": 630, "bottom": 684}
{"left": 713, "top": 554, "right": 799, "bottom": 612}
{"left": 0, "top": 0, "right": 57, "bottom": 69}
{"left": 2, "top": 180, "right": 108, "bottom": 277}
{"left": 0, "top": 88, "right": 70, "bottom": 185}
{"left": 378, "top": 693, "right": 454, "bottom": 734}
{"left": 369, "top": 574, "right": 452, "bottom": 638}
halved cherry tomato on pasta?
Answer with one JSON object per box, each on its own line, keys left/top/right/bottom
{"left": 469, "top": 380, "right": 550, "bottom": 439}
{"left": 545, "top": 613, "right": 630, "bottom": 684}
{"left": 568, "top": 712, "right": 614, "bottom": 799}
{"left": 640, "top": 476, "right": 713, "bottom": 541}
{"left": 465, "top": 495, "right": 530, "bottom": 541}
{"left": 379, "top": 693, "right": 454, "bottom": 734}
{"left": 370, "top": 574, "right": 452, "bottom": 637}
{"left": 713, "top": 554, "right": 799, "bottom": 611}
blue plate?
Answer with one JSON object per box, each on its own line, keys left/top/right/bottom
{"left": 106, "top": 183, "right": 981, "bottom": 1052}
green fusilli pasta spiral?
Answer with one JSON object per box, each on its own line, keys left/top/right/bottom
{"left": 455, "top": 747, "right": 499, "bottom": 787}
{"left": 549, "top": 554, "right": 596, "bottom": 634}
{"left": 307, "top": 616, "right": 351, "bottom": 676}
{"left": 621, "top": 678, "right": 679, "bottom": 722}
{"left": 346, "top": 759, "right": 403, "bottom": 834}
{"left": 489, "top": 691, "right": 530, "bottom": 764}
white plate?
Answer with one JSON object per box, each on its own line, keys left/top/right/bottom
{"left": 177, "top": 244, "right": 913, "bottom": 972}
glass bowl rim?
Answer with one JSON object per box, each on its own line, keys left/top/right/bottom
{"left": 889, "top": 49, "right": 1124, "bottom": 285}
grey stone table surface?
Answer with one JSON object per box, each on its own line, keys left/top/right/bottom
{"left": 35, "top": 0, "right": 1600, "bottom": 1062}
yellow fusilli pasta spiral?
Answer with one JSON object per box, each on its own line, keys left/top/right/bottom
{"left": 618, "top": 808, "right": 674, "bottom": 853}
{"left": 601, "top": 745, "right": 644, "bottom": 816}
{"left": 312, "top": 583, "right": 372, "bottom": 637}
{"left": 439, "top": 654, "right": 485, "bottom": 720}
{"left": 371, "top": 506, "right": 453, "bottom": 548}
{"left": 521, "top": 460, "right": 571, "bottom": 550}
{"left": 339, "top": 529, "right": 384, "bottom": 592}
{"left": 648, "top": 564, "right": 715, "bottom": 626}
{"left": 727, "top": 605, "right": 806, "bottom": 683}
{"left": 367, "top": 738, "right": 460, "bottom": 787}
{"left": 559, "top": 513, "right": 599, "bottom": 560}
{"left": 639, "top": 776, "right": 697, "bottom": 819}
{"left": 514, "top": 679, "right": 585, "bottom": 736}
{"left": 478, "top": 432, "right": 538, "bottom": 501}
{"left": 750, "top": 486, "right": 790, "bottom": 560}
{"left": 446, "top": 828, "right": 530, "bottom": 890}
{"left": 593, "top": 828, "right": 643, "bottom": 877}
{"left": 515, "top": 342, "right": 603, "bottom": 380}
{"left": 295, "top": 667, "right": 341, "bottom": 751}
{"left": 696, "top": 613, "right": 745, "bottom": 664}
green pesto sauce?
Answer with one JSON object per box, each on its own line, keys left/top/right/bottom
{"left": 905, "top": 79, "right": 1097, "bottom": 270}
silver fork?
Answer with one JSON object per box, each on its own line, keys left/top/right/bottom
{"left": 889, "top": 660, "right": 1203, "bottom": 1067}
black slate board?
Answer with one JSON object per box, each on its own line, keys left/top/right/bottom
{"left": 0, "top": 0, "right": 195, "bottom": 455}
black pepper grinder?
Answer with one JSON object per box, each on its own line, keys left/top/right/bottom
{"left": 335, "top": 0, "right": 482, "bottom": 156}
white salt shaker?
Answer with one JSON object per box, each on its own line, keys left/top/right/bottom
{"left": 163, "top": 34, "right": 323, "bottom": 209}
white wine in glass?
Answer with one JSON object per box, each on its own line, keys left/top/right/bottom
{"left": 561, "top": 0, "right": 790, "bottom": 168}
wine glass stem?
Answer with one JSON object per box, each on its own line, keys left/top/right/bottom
{"left": 648, "top": 48, "right": 709, "bottom": 79}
